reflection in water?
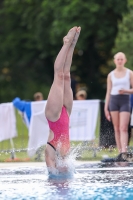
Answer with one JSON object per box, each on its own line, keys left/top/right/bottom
{"left": 47, "top": 178, "right": 71, "bottom": 198}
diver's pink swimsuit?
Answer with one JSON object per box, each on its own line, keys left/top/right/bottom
{"left": 47, "top": 106, "right": 70, "bottom": 154}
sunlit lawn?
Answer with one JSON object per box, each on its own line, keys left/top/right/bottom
{"left": 0, "top": 109, "right": 133, "bottom": 162}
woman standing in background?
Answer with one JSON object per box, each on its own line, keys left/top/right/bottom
{"left": 103, "top": 52, "right": 133, "bottom": 162}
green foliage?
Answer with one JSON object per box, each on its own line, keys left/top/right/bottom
{"left": 112, "top": 0, "right": 133, "bottom": 70}
{"left": 0, "top": 0, "right": 128, "bottom": 102}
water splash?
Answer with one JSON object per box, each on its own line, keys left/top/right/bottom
{"left": 47, "top": 143, "right": 86, "bottom": 178}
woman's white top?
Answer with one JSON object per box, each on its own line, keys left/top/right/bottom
{"left": 110, "top": 69, "right": 130, "bottom": 95}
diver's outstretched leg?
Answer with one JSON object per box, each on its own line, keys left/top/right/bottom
{"left": 63, "top": 27, "right": 81, "bottom": 115}
{"left": 45, "top": 27, "right": 77, "bottom": 122}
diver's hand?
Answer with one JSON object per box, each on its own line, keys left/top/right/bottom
{"left": 57, "top": 166, "right": 68, "bottom": 173}
{"left": 48, "top": 167, "right": 58, "bottom": 175}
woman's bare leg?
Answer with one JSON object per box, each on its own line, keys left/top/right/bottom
{"left": 110, "top": 111, "right": 121, "bottom": 153}
{"left": 63, "top": 27, "right": 81, "bottom": 115}
{"left": 120, "top": 112, "right": 130, "bottom": 152}
{"left": 45, "top": 27, "right": 77, "bottom": 122}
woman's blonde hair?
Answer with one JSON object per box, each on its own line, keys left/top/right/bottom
{"left": 114, "top": 52, "right": 126, "bottom": 59}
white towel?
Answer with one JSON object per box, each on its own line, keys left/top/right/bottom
{"left": 0, "top": 103, "right": 17, "bottom": 142}
{"left": 17, "top": 111, "right": 30, "bottom": 129}
{"left": 70, "top": 100, "right": 100, "bottom": 141}
{"left": 28, "top": 100, "right": 100, "bottom": 157}
{"left": 28, "top": 101, "right": 49, "bottom": 157}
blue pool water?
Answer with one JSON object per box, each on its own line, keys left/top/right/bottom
{"left": 1, "top": 162, "right": 133, "bottom": 200}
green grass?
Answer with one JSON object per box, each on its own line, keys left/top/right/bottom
{"left": 0, "top": 108, "right": 133, "bottom": 162}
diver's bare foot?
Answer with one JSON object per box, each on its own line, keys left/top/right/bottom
{"left": 63, "top": 27, "right": 77, "bottom": 46}
{"left": 71, "top": 26, "right": 81, "bottom": 47}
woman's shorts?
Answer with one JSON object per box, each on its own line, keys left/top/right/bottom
{"left": 109, "top": 94, "right": 131, "bottom": 112}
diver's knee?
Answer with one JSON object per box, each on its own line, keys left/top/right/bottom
{"left": 64, "top": 72, "right": 70, "bottom": 81}
{"left": 55, "top": 71, "right": 64, "bottom": 80}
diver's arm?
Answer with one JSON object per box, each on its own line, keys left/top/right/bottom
{"left": 45, "top": 146, "right": 69, "bottom": 174}
{"left": 45, "top": 146, "right": 57, "bottom": 174}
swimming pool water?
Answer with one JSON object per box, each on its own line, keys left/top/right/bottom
{"left": 1, "top": 162, "right": 133, "bottom": 200}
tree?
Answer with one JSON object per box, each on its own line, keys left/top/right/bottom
{"left": 112, "top": 0, "right": 133, "bottom": 70}
{"left": 0, "top": 0, "right": 128, "bottom": 102}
